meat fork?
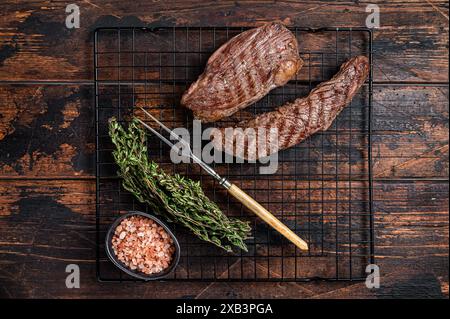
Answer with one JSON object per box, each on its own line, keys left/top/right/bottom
{"left": 136, "top": 107, "right": 308, "bottom": 251}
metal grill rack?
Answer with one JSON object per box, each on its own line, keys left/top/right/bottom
{"left": 94, "top": 26, "right": 374, "bottom": 281}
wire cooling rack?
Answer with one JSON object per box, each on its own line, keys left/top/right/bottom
{"left": 94, "top": 26, "right": 374, "bottom": 282}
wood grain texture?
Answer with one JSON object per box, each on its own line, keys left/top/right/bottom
{"left": 0, "top": 1, "right": 448, "bottom": 81}
{"left": 0, "top": 84, "right": 447, "bottom": 178}
{"left": 0, "top": 85, "right": 95, "bottom": 177}
{"left": 0, "top": 0, "right": 448, "bottom": 299}
{"left": 0, "top": 179, "right": 447, "bottom": 298}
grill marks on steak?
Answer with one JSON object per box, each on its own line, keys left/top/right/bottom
{"left": 212, "top": 56, "right": 370, "bottom": 160}
{"left": 181, "top": 23, "right": 303, "bottom": 122}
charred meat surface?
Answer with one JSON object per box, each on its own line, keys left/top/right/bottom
{"left": 212, "top": 56, "right": 370, "bottom": 160}
{"left": 181, "top": 23, "right": 303, "bottom": 122}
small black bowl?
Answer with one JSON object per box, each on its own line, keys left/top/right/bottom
{"left": 105, "top": 211, "right": 180, "bottom": 281}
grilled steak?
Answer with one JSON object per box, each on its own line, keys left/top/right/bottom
{"left": 212, "top": 56, "right": 370, "bottom": 160}
{"left": 181, "top": 23, "right": 303, "bottom": 122}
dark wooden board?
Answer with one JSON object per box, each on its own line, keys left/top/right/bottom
{"left": 1, "top": 84, "right": 447, "bottom": 178}
{"left": 0, "top": 179, "right": 447, "bottom": 298}
{"left": 0, "top": 0, "right": 448, "bottom": 299}
{"left": 0, "top": 1, "right": 448, "bottom": 82}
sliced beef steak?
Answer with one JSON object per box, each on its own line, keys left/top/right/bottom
{"left": 181, "top": 23, "right": 303, "bottom": 122}
{"left": 212, "top": 56, "right": 370, "bottom": 160}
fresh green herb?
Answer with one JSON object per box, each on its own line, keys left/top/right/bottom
{"left": 109, "top": 117, "right": 251, "bottom": 252}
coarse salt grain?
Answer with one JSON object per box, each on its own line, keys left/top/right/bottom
{"left": 111, "top": 215, "right": 175, "bottom": 275}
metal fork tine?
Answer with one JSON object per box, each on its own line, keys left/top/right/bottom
{"left": 139, "top": 107, "right": 191, "bottom": 150}
{"left": 135, "top": 117, "right": 179, "bottom": 153}
{"left": 137, "top": 108, "right": 212, "bottom": 173}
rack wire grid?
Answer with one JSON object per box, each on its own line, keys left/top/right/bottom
{"left": 94, "top": 26, "right": 374, "bottom": 282}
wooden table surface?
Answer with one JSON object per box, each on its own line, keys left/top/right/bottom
{"left": 0, "top": 1, "right": 448, "bottom": 299}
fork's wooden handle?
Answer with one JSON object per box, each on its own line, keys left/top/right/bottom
{"left": 227, "top": 183, "right": 308, "bottom": 251}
